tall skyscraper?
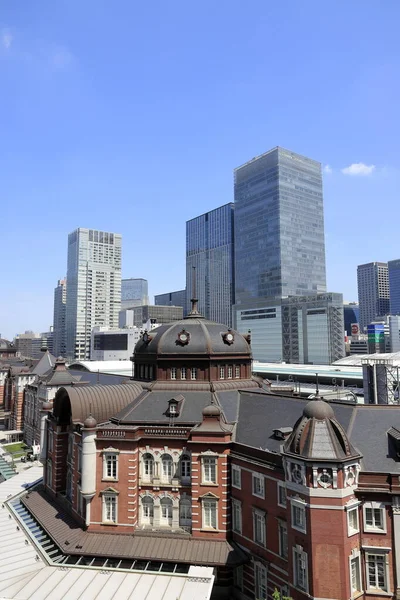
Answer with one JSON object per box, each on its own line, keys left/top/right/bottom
{"left": 66, "top": 228, "right": 122, "bottom": 360}
{"left": 186, "top": 203, "right": 234, "bottom": 326}
{"left": 234, "top": 147, "right": 326, "bottom": 303}
{"left": 357, "top": 262, "right": 389, "bottom": 331}
{"left": 155, "top": 289, "right": 186, "bottom": 314}
{"left": 388, "top": 259, "right": 400, "bottom": 315}
{"left": 53, "top": 278, "right": 67, "bottom": 357}
{"left": 121, "top": 278, "right": 149, "bottom": 309}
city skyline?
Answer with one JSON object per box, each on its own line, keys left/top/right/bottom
{"left": 1, "top": 2, "right": 400, "bottom": 339}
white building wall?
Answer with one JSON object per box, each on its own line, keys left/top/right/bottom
{"left": 235, "top": 306, "right": 283, "bottom": 362}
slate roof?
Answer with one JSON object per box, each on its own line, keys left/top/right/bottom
{"left": 135, "top": 318, "right": 251, "bottom": 357}
{"left": 31, "top": 351, "right": 57, "bottom": 376}
{"left": 23, "top": 488, "right": 246, "bottom": 567}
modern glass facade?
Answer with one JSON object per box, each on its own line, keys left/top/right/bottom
{"left": 53, "top": 278, "right": 67, "bottom": 357}
{"left": 343, "top": 303, "right": 360, "bottom": 336}
{"left": 186, "top": 203, "right": 234, "bottom": 326}
{"left": 121, "top": 278, "right": 149, "bottom": 309}
{"left": 357, "top": 262, "right": 389, "bottom": 331}
{"left": 66, "top": 228, "right": 122, "bottom": 360}
{"left": 155, "top": 290, "right": 186, "bottom": 314}
{"left": 234, "top": 147, "right": 326, "bottom": 304}
{"left": 389, "top": 259, "right": 400, "bottom": 316}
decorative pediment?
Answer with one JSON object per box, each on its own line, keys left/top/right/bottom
{"left": 100, "top": 486, "right": 119, "bottom": 495}
{"left": 199, "top": 492, "right": 220, "bottom": 500}
{"left": 101, "top": 446, "right": 120, "bottom": 454}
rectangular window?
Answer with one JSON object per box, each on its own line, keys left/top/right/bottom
{"left": 181, "top": 456, "right": 191, "bottom": 479}
{"left": 350, "top": 555, "right": 361, "bottom": 595}
{"left": 277, "top": 482, "right": 287, "bottom": 507}
{"left": 253, "top": 509, "right": 266, "bottom": 546}
{"left": 252, "top": 473, "right": 265, "bottom": 498}
{"left": 366, "top": 553, "right": 388, "bottom": 591}
{"left": 219, "top": 366, "right": 225, "bottom": 379}
{"left": 48, "top": 429, "right": 53, "bottom": 453}
{"left": 203, "top": 499, "right": 217, "bottom": 529}
{"left": 293, "top": 547, "right": 308, "bottom": 592}
{"left": 232, "top": 465, "right": 241, "bottom": 489}
{"left": 103, "top": 495, "right": 117, "bottom": 523}
{"left": 235, "top": 365, "right": 240, "bottom": 378}
{"left": 227, "top": 365, "right": 233, "bottom": 379}
{"left": 191, "top": 367, "right": 197, "bottom": 380}
{"left": 254, "top": 562, "right": 267, "bottom": 600}
{"left": 232, "top": 499, "right": 242, "bottom": 534}
{"left": 278, "top": 520, "right": 288, "bottom": 559}
{"left": 47, "top": 461, "right": 52, "bottom": 489}
{"left": 347, "top": 506, "right": 359, "bottom": 536}
{"left": 171, "top": 367, "right": 177, "bottom": 380}
{"left": 364, "top": 502, "right": 386, "bottom": 532}
{"left": 291, "top": 501, "right": 306, "bottom": 533}
{"left": 103, "top": 453, "right": 118, "bottom": 480}
{"left": 181, "top": 367, "right": 186, "bottom": 380}
{"left": 202, "top": 457, "right": 217, "bottom": 484}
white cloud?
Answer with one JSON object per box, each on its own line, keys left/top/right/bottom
{"left": 323, "top": 164, "right": 332, "bottom": 174}
{"left": 51, "top": 47, "right": 73, "bottom": 69}
{"left": 341, "top": 162, "right": 376, "bottom": 176}
{"left": 1, "top": 29, "right": 13, "bottom": 50}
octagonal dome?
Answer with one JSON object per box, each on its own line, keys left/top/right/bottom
{"left": 134, "top": 316, "right": 251, "bottom": 357}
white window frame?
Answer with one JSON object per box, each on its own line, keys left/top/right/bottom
{"left": 202, "top": 456, "right": 217, "bottom": 484}
{"left": 291, "top": 498, "right": 307, "bottom": 533}
{"left": 347, "top": 504, "right": 360, "bottom": 536}
{"left": 293, "top": 545, "right": 308, "bottom": 592}
{"left": 278, "top": 519, "right": 288, "bottom": 559}
{"left": 349, "top": 551, "right": 362, "bottom": 597}
{"left": 161, "top": 454, "right": 174, "bottom": 483}
{"left": 277, "top": 482, "right": 287, "bottom": 508}
{"left": 180, "top": 454, "right": 191, "bottom": 480}
{"left": 227, "top": 365, "right": 233, "bottom": 379}
{"left": 365, "top": 550, "right": 390, "bottom": 593}
{"left": 160, "top": 497, "right": 173, "bottom": 526}
{"left": 219, "top": 366, "right": 225, "bottom": 379}
{"left": 252, "top": 473, "right": 265, "bottom": 498}
{"left": 171, "top": 367, "right": 177, "bottom": 380}
{"left": 191, "top": 367, "right": 197, "bottom": 380}
{"left": 232, "top": 499, "right": 242, "bottom": 534}
{"left": 235, "top": 365, "right": 240, "bottom": 378}
{"left": 142, "top": 453, "right": 154, "bottom": 481}
{"left": 181, "top": 367, "right": 186, "bottom": 380}
{"left": 141, "top": 496, "right": 154, "bottom": 525}
{"left": 363, "top": 501, "right": 386, "bottom": 533}
{"left": 202, "top": 498, "right": 218, "bottom": 529}
{"left": 253, "top": 508, "right": 266, "bottom": 547}
{"left": 102, "top": 493, "right": 118, "bottom": 524}
{"left": 179, "top": 498, "right": 192, "bottom": 526}
{"left": 103, "top": 452, "right": 118, "bottom": 480}
{"left": 254, "top": 561, "right": 267, "bottom": 600}
{"left": 232, "top": 465, "right": 241, "bottom": 489}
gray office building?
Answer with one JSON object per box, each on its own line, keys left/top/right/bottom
{"left": 234, "top": 293, "right": 344, "bottom": 364}
{"left": 234, "top": 147, "right": 326, "bottom": 304}
{"left": 155, "top": 290, "right": 186, "bottom": 314}
{"left": 389, "top": 259, "right": 400, "bottom": 316}
{"left": 121, "top": 278, "right": 149, "bottom": 309}
{"left": 357, "top": 262, "right": 390, "bottom": 331}
{"left": 66, "top": 228, "right": 122, "bottom": 360}
{"left": 129, "top": 305, "right": 183, "bottom": 328}
{"left": 186, "top": 203, "right": 234, "bottom": 327}
{"left": 53, "top": 278, "right": 67, "bottom": 357}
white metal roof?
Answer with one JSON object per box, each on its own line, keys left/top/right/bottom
{"left": 67, "top": 361, "right": 132, "bottom": 376}
{"left": 334, "top": 352, "right": 400, "bottom": 367}
{"left": 253, "top": 361, "right": 363, "bottom": 380}
{"left": 0, "top": 468, "right": 214, "bottom": 600}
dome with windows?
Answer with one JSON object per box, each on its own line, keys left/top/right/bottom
{"left": 132, "top": 299, "right": 255, "bottom": 387}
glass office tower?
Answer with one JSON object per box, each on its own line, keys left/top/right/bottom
{"left": 357, "top": 262, "right": 389, "bottom": 330}
{"left": 186, "top": 203, "right": 234, "bottom": 326}
{"left": 121, "top": 278, "right": 149, "bottom": 309}
{"left": 234, "top": 147, "right": 326, "bottom": 304}
{"left": 66, "top": 228, "right": 122, "bottom": 360}
{"left": 389, "top": 259, "right": 400, "bottom": 316}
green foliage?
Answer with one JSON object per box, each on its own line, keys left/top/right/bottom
{"left": 272, "top": 588, "right": 293, "bottom": 600}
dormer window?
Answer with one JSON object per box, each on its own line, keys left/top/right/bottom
{"left": 167, "top": 395, "right": 184, "bottom": 417}
{"left": 169, "top": 403, "right": 177, "bottom": 415}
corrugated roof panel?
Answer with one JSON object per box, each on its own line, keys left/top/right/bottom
{"left": 94, "top": 572, "right": 130, "bottom": 600}
{"left": 161, "top": 576, "right": 186, "bottom": 600}
{"left": 124, "top": 574, "right": 156, "bottom": 600}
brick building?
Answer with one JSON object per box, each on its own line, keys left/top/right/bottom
{"left": 19, "top": 302, "right": 400, "bottom": 598}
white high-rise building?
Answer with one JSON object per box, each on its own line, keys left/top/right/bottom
{"left": 53, "top": 278, "right": 67, "bottom": 357}
{"left": 65, "top": 228, "right": 122, "bottom": 360}
{"left": 357, "top": 262, "right": 390, "bottom": 331}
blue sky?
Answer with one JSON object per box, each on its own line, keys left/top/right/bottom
{"left": 1, "top": 1, "right": 399, "bottom": 340}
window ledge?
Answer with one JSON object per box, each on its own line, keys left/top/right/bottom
{"left": 102, "top": 478, "right": 119, "bottom": 483}
{"left": 365, "top": 592, "right": 391, "bottom": 597}
{"left": 201, "top": 482, "right": 218, "bottom": 487}
{"left": 252, "top": 494, "right": 265, "bottom": 499}
{"left": 292, "top": 525, "right": 307, "bottom": 534}
{"left": 200, "top": 528, "right": 221, "bottom": 533}
{"left": 364, "top": 528, "right": 387, "bottom": 534}
{"left": 101, "top": 521, "right": 118, "bottom": 526}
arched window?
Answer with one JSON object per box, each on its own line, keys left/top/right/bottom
{"left": 161, "top": 454, "right": 174, "bottom": 482}
{"left": 141, "top": 496, "right": 154, "bottom": 525}
{"left": 142, "top": 453, "right": 154, "bottom": 481}
{"left": 180, "top": 454, "right": 191, "bottom": 481}
{"left": 179, "top": 497, "right": 192, "bottom": 527}
{"left": 160, "top": 497, "right": 173, "bottom": 526}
